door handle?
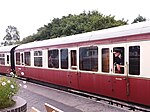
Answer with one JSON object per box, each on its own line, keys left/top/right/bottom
{"left": 123, "top": 78, "right": 127, "bottom": 80}
{"left": 115, "top": 77, "right": 126, "bottom": 80}
{"left": 115, "top": 78, "right": 122, "bottom": 80}
{"left": 115, "top": 78, "right": 122, "bottom": 81}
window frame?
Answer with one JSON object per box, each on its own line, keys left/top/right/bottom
{"left": 7, "top": 54, "right": 9, "bottom": 65}
{"left": 48, "top": 49, "right": 59, "bottom": 68}
{"left": 128, "top": 45, "right": 140, "bottom": 75}
{"left": 16, "top": 52, "right": 21, "bottom": 65}
{"left": 24, "top": 51, "right": 31, "bottom": 66}
{"left": 113, "top": 47, "right": 125, "bottom": 74}
{"left": 101, "top": 48, "right": 110, "bottom": 73}
{"left": 34, "top": 50, "right": 43, "bottom": 67}
{"left": 0, "top": 53, "right": 5, "bottom": 65}
{"left": 111, "top": 43, "right": 127, "bottom": 76}
{"left": 60, "top": 48, "right": 68, "bottom": 69}
{"left": 79, "top": 46, "right": 98, "bottom": 72}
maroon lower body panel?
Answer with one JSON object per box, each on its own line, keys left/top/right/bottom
{"left": 0, "top": 65, "right": 11, "bottom": 74}
{"left": 15, "top": 66, "right": 150, "bottom": 106}
{"left": 78, "top": 73, "right": 128, "bottom": 101}
{"left": 129, "top": 78, "right": 150, "bottom": 106}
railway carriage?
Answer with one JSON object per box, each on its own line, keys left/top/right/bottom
{"left": 12, "top": 21, "right": 150, "bottom": 106}
{"left": 0, "top": 45, "right": 17, "bottom": 74}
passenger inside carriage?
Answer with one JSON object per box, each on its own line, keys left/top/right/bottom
{"left": 113, "top": 49, "right": 123, "bottom": 74}
{"left": 48, "top": 54, "right": 54, "bottom": 67}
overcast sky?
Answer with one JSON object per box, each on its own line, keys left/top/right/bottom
{"left": 0, "top": 0, "right": 150, "bottom": 41}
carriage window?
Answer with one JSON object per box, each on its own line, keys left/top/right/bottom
{"left": 79, "top": 46, "right": 98, "bottom": 71}
{"left": 71, "top": 50, "right": 77, "bottom": 66}
{"left": 34, "top": 51, "right": 42, "bottom": 67}
{"left": 7, "top": 55, "right": 9, "bottom": 64}
{"left": 113, "top": 47, "right": 124, "bottom": 74}
{"left": 129, "top": 46, "right": 140, "bottom": 75}
{"left": 60, "top": 49, "right": 68, "bottom": 69}
{"left": 0, "top": 53, "right": 5, "bottom": 65}
{"left": 48, "top": 49, "right": 59, "bottom": 68}
{"left": 21, "top": 53, "right": 24, "bottom": 65}
{"left": 102, "top": 48, "right": 109, "bottom": 73}
{"left": 24, "top": 52, "right": 31, "bottom": 66}
{"left": 16, "top": 53, "right": 20, "bottom": 65}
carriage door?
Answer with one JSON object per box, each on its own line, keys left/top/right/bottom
{"left": 68, "top": 48, "right": 79, "bottom": 89}
{"left": 112, "top": 44, "right": 128, "bottom": 101}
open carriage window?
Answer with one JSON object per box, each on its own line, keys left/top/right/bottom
{"left": 113, "top": 47, "right": 124, "bottom": 74}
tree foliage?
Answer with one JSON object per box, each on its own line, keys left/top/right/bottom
{"left": 132, "top": 15, "right": 146, "bottom": 23}
{"left": 20, "top": 11, "right": 127, "bottom": 44}
{"left": 1, "top": 25, "right": 20, "bottom": 46}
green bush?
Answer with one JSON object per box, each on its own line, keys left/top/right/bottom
{"left": 0, "top": 76, "right": 19, "bottom": 109}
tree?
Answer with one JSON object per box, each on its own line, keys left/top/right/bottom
{"left": 20, "top": 11, "right": 128, "bottom": 44}
{"left": 132, "top": 15, "right": 146, "bottom": 23}
{"left": 1, "top": 25, "right": 20, "bottom": 46}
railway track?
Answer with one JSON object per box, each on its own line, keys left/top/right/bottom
{"left": 22, "top": 78, "right": 150, "bottom": 112}
{"left": 68, "top": 89, "right": 150, "bottom": 112}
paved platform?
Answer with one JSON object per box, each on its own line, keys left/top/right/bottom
{"left": 17, "top": 81, "right": 128, "bottom": 112}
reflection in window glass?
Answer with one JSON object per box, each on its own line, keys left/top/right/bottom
{"left": 61, "top": 49, "right": 68, "bottom": 69}
{"left": 129, "top": 46, "right": 140, "bottom": 75}
{"left": 0, "top": 53, "right": 5, "bottom": 65}
{"left": 71, "top": 50, "right": 77, "bottom": 66}
{"left": 34, "top": 51, "right": 42, "bottom": 56}
{"left": 16, "top": 53, "right": 20, "bottom": 65}
{"left": 24, "top": 52, "right": 31, "bottom": 66}
{"left": 48, "top": 49, "right": 59, "bottom": 68}
{"left": 79, "top": 46, "right": 98, "bottom": 71}
{"left": 34, "top": 51, "right": 42, "bottom": 67}
{"left": 102, "top": 48, "right": 109, "bottom": 73}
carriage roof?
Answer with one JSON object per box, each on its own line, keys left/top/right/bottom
{"left": 0, "top": 45, "right": 17, "bottom": 53}
{"left": 16, "top": 21, "right": 150, "bottom": 50}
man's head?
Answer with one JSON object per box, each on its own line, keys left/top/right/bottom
{"left": 114, "top": 49, "right": 121, "bottom": 57}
